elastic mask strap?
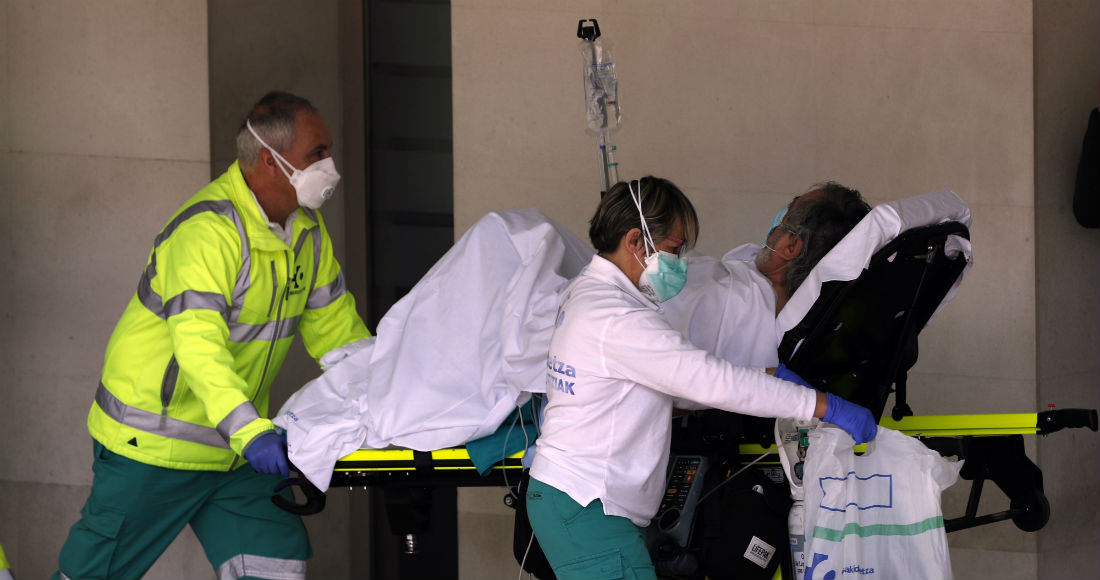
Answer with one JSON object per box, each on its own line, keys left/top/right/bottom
{"left": 627, "top": 180, "right": 657, "bottom": 257}
{"left": 246, "top": 120, "right": 297, "bottom": 181}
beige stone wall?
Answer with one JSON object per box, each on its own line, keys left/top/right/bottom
{"left": 0, "top": 0, "right": 362, "bottom": 577}
{"left": 0, "top": 1, "right": 213, "bottom": 577}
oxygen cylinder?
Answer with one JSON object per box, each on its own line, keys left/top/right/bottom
{"left": 776, "top": 419, "right": 816, "bottom": 580}
{"left": 788, "top": 499, "right": 806, "bottom": 579}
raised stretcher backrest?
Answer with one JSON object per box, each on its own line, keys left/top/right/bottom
{"left": 778, "top": 220, "right": 971, "bottom": 422}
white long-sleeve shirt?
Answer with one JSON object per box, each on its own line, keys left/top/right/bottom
{"left": 661, "top": 245, "right": 779, "bottom": 367}
{"left": 530, "top": 255, "right": 818, "bottom": 526}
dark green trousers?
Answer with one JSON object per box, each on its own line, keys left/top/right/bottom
{"left": 55, "top": 442, "right": 311, "bottom": 580}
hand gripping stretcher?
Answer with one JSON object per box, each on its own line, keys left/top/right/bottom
{"left": 274, "top": 196, "right": 1097, "bottom": 580}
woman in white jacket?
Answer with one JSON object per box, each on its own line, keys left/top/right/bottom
{"left": 526, "top": 177, "right": 877, "bottom": 580}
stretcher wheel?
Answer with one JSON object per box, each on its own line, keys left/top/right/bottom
{"left": 1010, "top": 490, "right": 1050, "bottom": 532}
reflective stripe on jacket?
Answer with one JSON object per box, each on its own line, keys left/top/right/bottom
{"left": 88, "top": 161, "right": 369, "bottom": 471}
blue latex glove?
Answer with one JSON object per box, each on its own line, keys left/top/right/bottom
{"left": 244, "top": 431, "right": 290, "bottom": 478}
{"left": 822, "top": 393, "right": 878, "bottom": 444}
{"left": 774, "top": 363, "right": 815, "bottom": 390}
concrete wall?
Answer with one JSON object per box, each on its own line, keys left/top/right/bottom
{"left": 450, "top": 1, "right": 1096, "bottom": 579}
{"left": 0, "top": 0, "right": 366, "bottom": 577}
{"left": 0, "top": 1, "right": 213, "bottom": 578}
{"left": 1034, "top": 1, "right": 1100, "bottom": 578}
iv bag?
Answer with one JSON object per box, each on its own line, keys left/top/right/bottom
{"left": 579, "top": 37, "right": 621, "bottom": 135}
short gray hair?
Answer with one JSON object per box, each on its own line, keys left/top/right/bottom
{"left": 236, "top": 91, "right": 318, "bottom": 165}
{"left": 784, "top": 181, "right": 870, "bottom": 294}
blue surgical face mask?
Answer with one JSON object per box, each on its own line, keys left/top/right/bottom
{"left": 628, "top": 181, "right": 689, "bottom": 302}
{"left": 765, "top": 204, "right": 789, "bottom": 245}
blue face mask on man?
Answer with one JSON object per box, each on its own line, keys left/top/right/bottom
{"left": 765, "top": 204, "right": 789, "bottom": 245}
{"left": 629, "top": 181, "right": 689, "bottom": 303}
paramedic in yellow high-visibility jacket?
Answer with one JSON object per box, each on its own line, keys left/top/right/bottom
{"left": 0, "top": 541, "right": 12, "bottom": 580}
{"left": 53, "top": 91, "right": 370, "bottom": 580}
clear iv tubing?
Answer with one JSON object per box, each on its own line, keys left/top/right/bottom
{"left": 598, "top": 130, "right": 619, "bottom": 194}
{"left": 694, "top": 446, "right": 777, "bottom": 506}
{"left": 602, "top": 130, "right": 618, "bottom": 187}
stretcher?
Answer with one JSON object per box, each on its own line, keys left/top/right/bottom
{"left": 279, "top": 410, "right": 1096, "bottom": 527}
{"left": 274, "top": 208, "right": 1097, "bottom": 579}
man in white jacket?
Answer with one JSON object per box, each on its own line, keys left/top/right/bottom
{"left": 526, "top": 177, "right": 877, "bottom": 580}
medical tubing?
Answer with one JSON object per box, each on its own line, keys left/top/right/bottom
{"left": 604, "top": 134, "right": 619, "bottom": 185}
{"left": 694, "top": 447, "right": 777, "bottom": 507}
{"left": 509, "top": 401, "right": 537, "bottom": 580}
{"left": 502, "top": 409, "right": 520, "bottom": 500}
{"left": 502, "top": 400, "right": 534, "bottom": 501}
{"left": 598, "top": 130, "right": 619, "bottom": 194}
{"left": 602, "top": 140, "right": 611, "bottom": 194}
{"left": 517, "top": 530, "right": 536, "bottom": 580}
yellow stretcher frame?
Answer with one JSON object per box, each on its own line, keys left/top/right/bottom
{"left": 277, "top": 407, "right": 1096, "bottom": 540}
{"left": 333, "top": 447, "right": 526, "bottom": 473}
{"left": 326, "top": 410, "right": 1089, "bottom": 475}
{"left": 272, "top": 411, "right": 1091, "bottom": 510}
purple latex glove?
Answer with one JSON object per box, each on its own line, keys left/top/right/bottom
{"left": 244, "top": 431, "right": 290, "bottom": 478}
{"left": 822, "top": 393, "right": 878, "bottom": 444}
{"left": 775, "top": 363, "right": 815, "bottom": 390}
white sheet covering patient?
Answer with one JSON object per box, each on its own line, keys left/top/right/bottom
{"left": 277, "top": 190, "right": 972, "bottom": 491}
{"left": 276, "top": 209, "right": 594, "bottom": 490}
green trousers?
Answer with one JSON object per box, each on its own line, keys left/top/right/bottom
{"left": 54, "top": 442, "right": 311, "bottom": 580}
{"left": 526, "top": 477, "right": 657, "bottom": 580}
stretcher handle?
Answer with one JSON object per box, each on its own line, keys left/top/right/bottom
{"left": 271, "top": 464, "right": 327, "bottom": 516}
{"left": 1038, "top": 408, "right": 1098, "bottom": 435}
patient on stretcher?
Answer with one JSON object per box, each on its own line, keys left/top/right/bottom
{"left": 275, "top": 185, "right": 972, "bottom": 491}
{"left": 661, "top": 182, "right": 870, "bottom": 369}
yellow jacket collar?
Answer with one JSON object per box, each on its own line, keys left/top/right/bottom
{"left": 226, "top": 160, "right": 319, "bottom": 250}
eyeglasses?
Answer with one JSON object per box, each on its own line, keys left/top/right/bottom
{"left": 763, "top": 223, "right": 802, "bottom": 254}
{"left": 664, "top": 235, "right": 686, "bottom": 256}
{"left": 776, "top": 223, "right": 801, "bottom": 237}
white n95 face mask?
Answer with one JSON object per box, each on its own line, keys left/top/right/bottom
{"left": 628, "top": 181, "right": 689, "bottom": 303}
{"left": 247, "top": 120, "right": 341, "bottom": 210}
